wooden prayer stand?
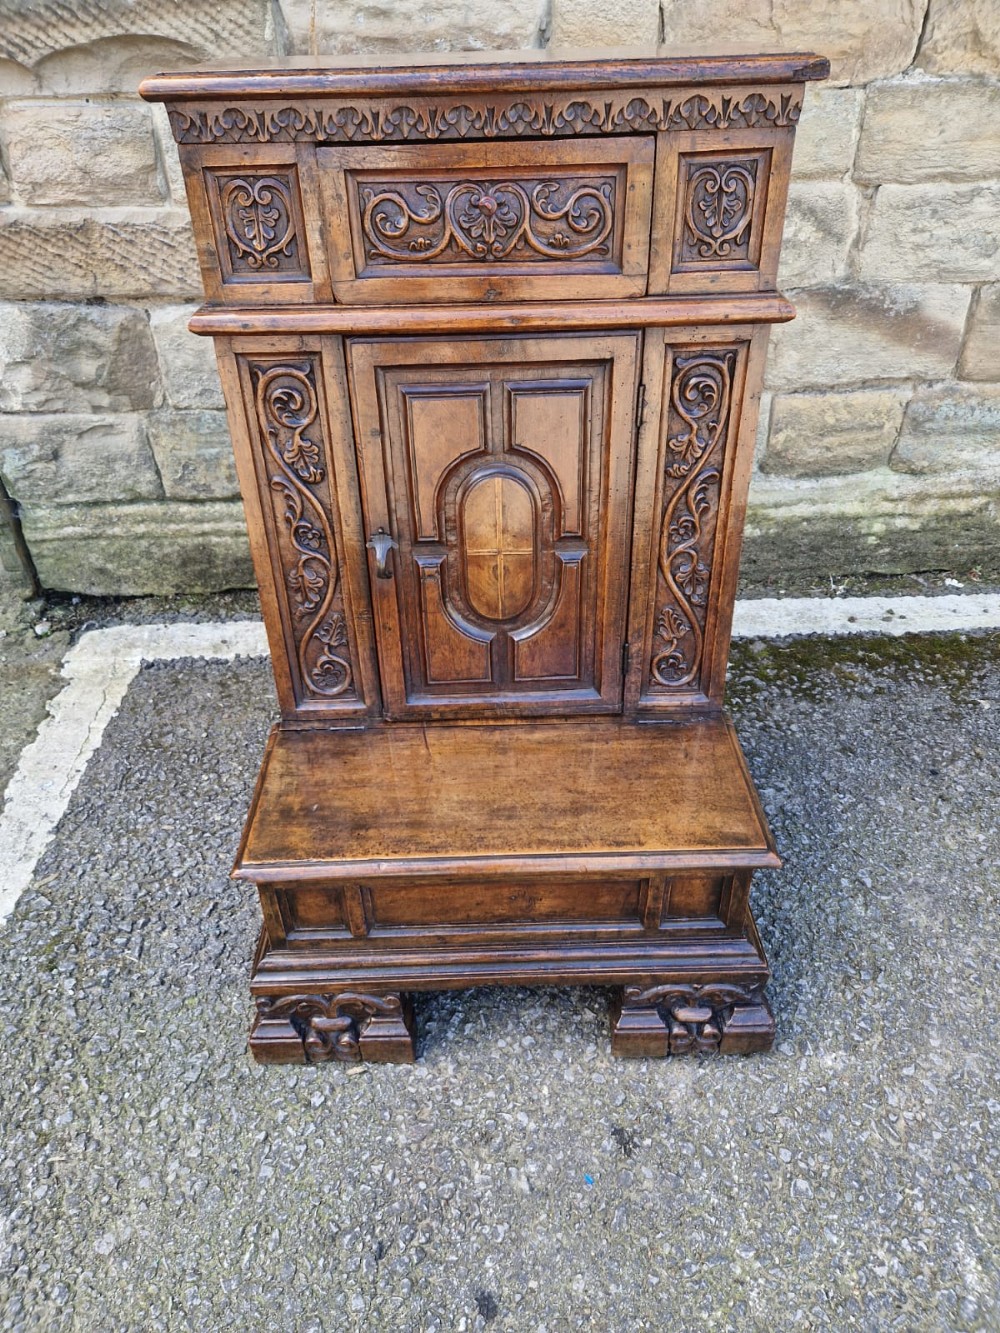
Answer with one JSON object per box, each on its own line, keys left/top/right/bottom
{"left": 141, "top": 48, "right": 828, "bottom": 1063}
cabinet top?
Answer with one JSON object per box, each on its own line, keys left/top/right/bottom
{"left": 139, "top": 47, "right": 828, "bottom": 103}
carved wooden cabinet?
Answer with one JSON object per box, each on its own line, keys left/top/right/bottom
{"left": 141, "top": 49, "right": 828, "bottom": 1063}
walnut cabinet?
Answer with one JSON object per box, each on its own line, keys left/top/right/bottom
{"left": 141, "top": 49, "right": 828, "bottom": 1063}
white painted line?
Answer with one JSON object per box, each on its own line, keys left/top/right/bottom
{"left": 732, "top": 592, "right": 1000, "bottom": 640}
{"left": 0, "top": 620, "right": 267, "bottom": 926}
{"left": 1, "top": 593, "right": 999, "bottom": 929}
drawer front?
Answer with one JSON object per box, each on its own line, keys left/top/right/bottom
{"left": 317, "top": 138, "right": 654, "bottom": 304}
{"left": 648, "top": 127, "right": 793, "bottom": 295}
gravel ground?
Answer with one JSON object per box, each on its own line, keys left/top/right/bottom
{"left": 0, "top": 632, "right": 998, "bottom": 1331}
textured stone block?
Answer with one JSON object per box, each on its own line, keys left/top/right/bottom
{"left": 765, "top": 285, "right": 971, "bottom": 391}
{"left": 149, "top": 103, "right": 188, "bottom": 205}
{"left": 0, "top": 158, "right": 9, "bottom": 205}
{"left": 147, "top": 410, "right": 238, "bottom": 500}
{"left": 0, "top": 302, "right": 160, "bottom": 413}
{"left": 915, "top": 0, "right": 1000, "bottom": 75}
{"left": 658, "top": 0, "right": 926, "bottom": 84}
{"left": 0, "top": 209, "right": 201, "bottom": 300}
{"left": 778, "top": 183, "right": 858, "bottom": 289}
{"left": 744, "top": 470, "right": 999, "bottom": 579}
{"left": 20, "top": 500, "right": 253, "bottom": 596}
{"left": 858, "top": 184, "right": 1000, "bottom": 283}
{"left": 149, "top": 306, "right": 224, "bottom": 409}
{"left": 856, "top": 80, "right": 1000, "bottom": 184}
{"left": 792, "top": 87, "right": 864, "bottom": 181}
{"left": 0, "top": 1, "right": 277, "bottom": 73}
{"left": 281, "top": 0, "right": 546, "bottom": 55}
{"left": 4, "top": 100, "right": 161, "bottom": 207}
{"left": 0, "top": 414, "right": 162, "bottom": 504}
{"left": 893, "top": 382, "right": 1000, "bottom": 476}
{"left": 960, "top": 284, "right": 1000, "bottom": 381}
{"left": 551, "top": 0, "right": 660, "bottom": 47}
{"left": 763, "top": 388, "right": 909, "bottom": 477}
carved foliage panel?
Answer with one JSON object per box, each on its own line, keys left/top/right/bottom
{"left": 244, "top": 355, "right": 360, "bottom": 705}
{"left": 646, "top": 345, "right": 740, "bottom": 697}
{"left": 673, "top": 149, "right": 770, "bottom": 274}
{"left": 206, "top": 166, "right": 311, "bottom": 283}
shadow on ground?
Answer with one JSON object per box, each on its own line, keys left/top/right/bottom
{"left": 1, "top": 633, "right": 997, "bottom": 1330}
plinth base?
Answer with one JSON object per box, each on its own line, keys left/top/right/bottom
{"left": 236, "top": 714, "right": 780, "bottom": 1064}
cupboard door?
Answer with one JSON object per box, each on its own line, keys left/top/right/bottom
{"left": 349, "top": 333, "right": 640, "bottom": 717}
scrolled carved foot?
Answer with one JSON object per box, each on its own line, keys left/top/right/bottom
{"left": 250, "top": 991, "right": 416, "bottom": 1065}
{"left": 610, "top": 982, "right": 774, "bottom": 1058}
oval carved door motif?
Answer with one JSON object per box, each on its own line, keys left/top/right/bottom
{"left": 462, "top": 471, "right": 536, "bottom": 622}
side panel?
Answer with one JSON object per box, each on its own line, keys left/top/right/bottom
{"left": 216, "top": 335, "right": 380, "bottom": 717}
{"left": 625, "top": 326, "right": 767, "bottom": 711}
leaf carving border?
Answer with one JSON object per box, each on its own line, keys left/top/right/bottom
{"left": 169, "top": 90, "right": 801, "bottom": 145}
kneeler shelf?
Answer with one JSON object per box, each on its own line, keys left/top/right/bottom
{"left": 141, "top": 47, "right": 828, "bottom": 1062}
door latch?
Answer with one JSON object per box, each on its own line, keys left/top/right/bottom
{"left": 366, "top": 528, "right": 398, "bottom": 579}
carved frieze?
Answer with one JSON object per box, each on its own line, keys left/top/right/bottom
{"left": 250, "top": 358, "right": 357, "bottom": 701}
{"left": 359, "top": 174, "right": 615, "bottom": 265}
{"left": 650, "top": 349, "right": 736, "bottom": 691}
{"left": 169, "top": 90, "right": 801, "bottom": 145}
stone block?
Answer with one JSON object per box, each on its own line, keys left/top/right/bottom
{"left": 3, "top": 100, "right": 161, "bottom": 207}
{"left": 147, "top": 410, "right": 238, "bottom": 500}
{"left": 0, "top": 1, "right": 277, "bottom": 74}
{"left": 744, "top": 469, "right": 1000, "bottom": 579}
{"left": 0, "top": 414, "right": 162, "bottom": 504}
{"left": 892, "top": 382, "right": 1000, "bottom": 476}
{"left": 0, "top": 209, "right": 201, "bottom": 300}
{"left": 959, "top": 284, "right": 1000, "bottom": 381}
{"left": 778, "top": 182, "right": 858, "bottom": 289}
{"left": 858, "top": 184, "right": 1000, "bottom": 283}
{"left": 0, "top": 158, "right": 9, "bottom": 205}
{"left": 20, "top": 500, "right": 253, "bottom": 596}
{"left": 792, "top": 87, "right": 864, "bottom": 181}
{"left": 149, "top": 306, "right": 224, "bottom": 409}
{"left": 915, "top": 0, "right": 1000, "bottom": 76}
{"left": 763, "top": 388, "right": 908, "bottom": 477}
{"left": 149, "top": 103, "right": 188, "bottom": 206}
{"left": 551, "top": 0, "right": 660, "bottom": 47}
{"left": 765, "top": 284, "right": 971, "bottom": 391}
{"left": 281, "top": 0, "right": 546, "bottom": 56}
{"left": 856, "top": 79, "right": 1000, "bottom": 185}
{"left": 0, "top": 302, "right": 160, "bottom": 413}
{"left": 658, "top": 0, "right": 926, "bottom": 85}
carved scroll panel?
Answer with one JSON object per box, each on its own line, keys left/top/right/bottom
{"left": 645, "top": 345, "right": 740, "bottom": 698}
{"left": 243, "top": 356, "right": 360, "bottom": 706}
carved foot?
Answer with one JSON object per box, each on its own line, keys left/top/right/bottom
{"left": 610, "top": 982, "right": 774, "bottom": 1058}
{"left": 250, "top": 991, "right": 416, "bottom": 1065}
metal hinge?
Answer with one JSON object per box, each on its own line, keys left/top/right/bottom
{"left": 635, "top": 382, "right": 647, "bottom": 433}
{"left": 622, "top": 640, "right": 631, "bottom": 677}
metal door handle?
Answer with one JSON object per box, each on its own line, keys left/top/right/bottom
{"left": 366, "top": 528, "right": 398, "bottom": 579}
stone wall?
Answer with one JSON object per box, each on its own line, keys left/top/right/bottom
{"left": 0, "top": 0, "right": 997, "bottom": 594}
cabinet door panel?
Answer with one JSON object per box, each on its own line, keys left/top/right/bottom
{"left": 350, "top": 333, "right": 639, "bottom": 717}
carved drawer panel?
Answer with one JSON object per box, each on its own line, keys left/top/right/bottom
{"left": 649, "top": 128, "right": 793, "bottom": 295}
{"left": 317, "top": 138, "right": 654, "bottom": 304}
